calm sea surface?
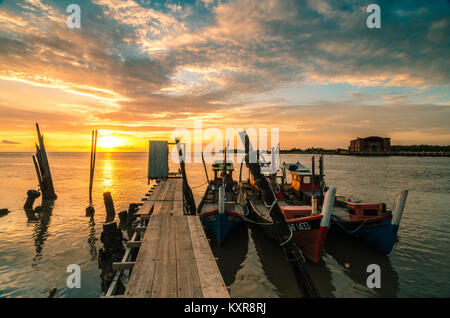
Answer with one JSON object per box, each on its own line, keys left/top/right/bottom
{"left": 0, "top": 152, "right": 449, "bottom": 298}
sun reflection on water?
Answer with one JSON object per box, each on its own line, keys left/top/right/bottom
{"left": 102, "top": 154, "right": 114, "bottom": 190}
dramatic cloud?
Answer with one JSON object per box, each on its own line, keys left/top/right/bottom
{"left": 0, "top": 0, "right": 449, "bottom": 150}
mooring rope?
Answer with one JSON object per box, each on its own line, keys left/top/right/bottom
{"left": 239, "top": 214, "right": 274, "bottom": 226}
{"left": 334, "top": 217, "right": 368, "bottom": 234}
{"left": 279, "top": 228, "right": 293, "bottom": 247}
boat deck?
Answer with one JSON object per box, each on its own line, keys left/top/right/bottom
{"left": 124, "top": 177, "right": 229, "bottom": 298}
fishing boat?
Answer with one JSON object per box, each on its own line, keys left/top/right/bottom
{"left": 245, "top": 166, "right": 336, "bottom": 263}
{"left": 197, "top": 160, "right": 246, "bottom": 245}
{"left": 282, "top": 160, "right": 325, "bottom": 206}
{"left": 329, "top": 192, "right": 408, "bottom": 254}
{"left": 283, "top": 157, "right": 408, "bottom": 254}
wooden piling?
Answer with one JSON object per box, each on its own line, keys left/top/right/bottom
{"left": 24, "top": 189, "right": 41, "bottom": 210}
{"left": 103, "top": 192, "right": 115, "bottom": 218}
{"left": 33, "top": 123, "right": 57, "bottom": 201}
{"left": 89, "top": 130, "right": 98, "bottom": 205}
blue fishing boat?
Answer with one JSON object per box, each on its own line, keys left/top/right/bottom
{"left": 330, "top": 191, "right": 408, "bottom": 254}
{"left": 197, "top": 160, "right": 246, "bottom": 245}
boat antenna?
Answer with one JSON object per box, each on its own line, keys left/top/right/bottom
{"left": 201, "top": 151, "right": 209, "bottom": 184}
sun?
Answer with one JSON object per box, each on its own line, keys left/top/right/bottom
{"left": 97, "top": 136, "right": 125, "bottom": 149}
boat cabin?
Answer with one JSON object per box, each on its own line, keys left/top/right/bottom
{"left": 336, "top": 199, "right": 387, "bottom": 220}
{"left": 212, "top": 160, "right": 234, "bottom": 183}
{"left": 280, "top": 206, "right": 313, "bottom": 219}
{"left": 283, "top": 163, "right": 322, "bottom": 203}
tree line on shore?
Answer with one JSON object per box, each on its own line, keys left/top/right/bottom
{"left": 280, "top": 145, "right": 450, "bottom": 154}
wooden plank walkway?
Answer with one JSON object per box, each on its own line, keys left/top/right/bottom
{"left": 124, "top": 178, "right": 229, "bottom": 298}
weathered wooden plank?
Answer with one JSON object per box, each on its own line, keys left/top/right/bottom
{"left": 165, "top": 178, "right": 176, "bottom": 201}
{"left": 158, "top": 179, "right": 172, "bottom": 201}
{"left": 152, "top": 180, "right": 169, "bottom": 201}
{"left": 135, "top": 202, "right": 154, "bottom": 216}
{"left": 175, "top": 216, "right": 203, "bottom": 297}
{"left": 187, "top": 216, "right": 229, "bottom": 298}
{"left": 172, "top": 200, "right": 184, "bottom": 216}
{"left": 160, "top": 199, "right": 174, "bottom": 215}
{"left": 124, "top": 215, "right": 163, "bottom": 297}
{"left": 135, "top": 226, "right": 147, "bottom": 233}
{"left": 127, "top": 241, "right": 142, "bottom": 248}
{"left": 105, "top": 271, "right": 121, "bottom": 297}
{"left": 174, "top": 178, "right": 183, "bottom": 201}
{"left": 112, "top": 261, "right": 135, "bottom": 271}
{"left": 151, "top": 201, "right": 165, "bottom": 215}
{"left": 151, "top": 215, "right": 177, "bottom": 297}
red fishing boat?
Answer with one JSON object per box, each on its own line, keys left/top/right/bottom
{"left": 245, "top": 166, "right": 336, "bottom": 263}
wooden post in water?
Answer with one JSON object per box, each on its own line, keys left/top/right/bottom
{"left": 86, "top": 130, "right": 97, "bottom": 216}
{"left": 24, "top": 190, "right": 41, "bottom": 210}
{"left": 103, "top": 192, "right": 115, "bottom": 219}
{"left": 33, "top": 123, "right": 57, "bottom": 201}
{"left": 239, "top": 131, "right": 320, "bottom": 298}
{"left": 89, "top": 130, "right": 98, "bottom": 204}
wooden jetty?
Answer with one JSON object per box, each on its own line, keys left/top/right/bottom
{"left": 108, "top": 176, "right": 229, "bottom": 298}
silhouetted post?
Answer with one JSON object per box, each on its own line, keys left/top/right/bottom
{"left": 103, "top": 192, "right": 115, "bottom": 218}
{"left": 86, "top": 130, "right": 98, "bottom": 216}
{"left": 118, "top": 210, "right": 127, "bottom": 228}
{"left": 24, "top": 190, "right": 41, "bottom": 210}
{"left": 126, "top": 203, "right": 140, "bottom": 239}
{"left": 89, "top": 130, "right": 98, "bottom": 205}
{"left": 33, "top": 123, "right": 57, "bottom": 201}
{"left": 98, "top": 221, "right": 125, "bottom": 293}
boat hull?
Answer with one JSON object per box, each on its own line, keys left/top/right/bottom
{"left": 200, "top": 209, "right": 245, "bottom": 245}
{"left": 247, "top": 201, "right": 328, "bottom": 263}
{"left": 329, "top": 216, "right": 397, "bottom": 254}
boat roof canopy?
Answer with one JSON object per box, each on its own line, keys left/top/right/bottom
{"left": 212, "top": 160, "right": 234, "bottom": 171}
{"left": 282, "top": 162, "right": 323, "bottom": 176}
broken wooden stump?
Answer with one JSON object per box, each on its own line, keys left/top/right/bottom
{"left": 33, "top": 123, "right": 57, "bottom": 201}
{"left": 98, "top": 221, "right": 125, "bottom": 293}
{"left": 126, "top": 203, "right": 139, "bottom": 239}
{"left": 103, "top": 192, "right": 115, "bottom": 218}
{"left": 24, "top": 189, "right": 41, "bottom": 210}
{"left": 118, "top": 210, "right": 127, "bottom": 229}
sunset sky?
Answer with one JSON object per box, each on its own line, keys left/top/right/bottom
{"left": 0, "top": 0, "right": 449, "bottom": 152}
